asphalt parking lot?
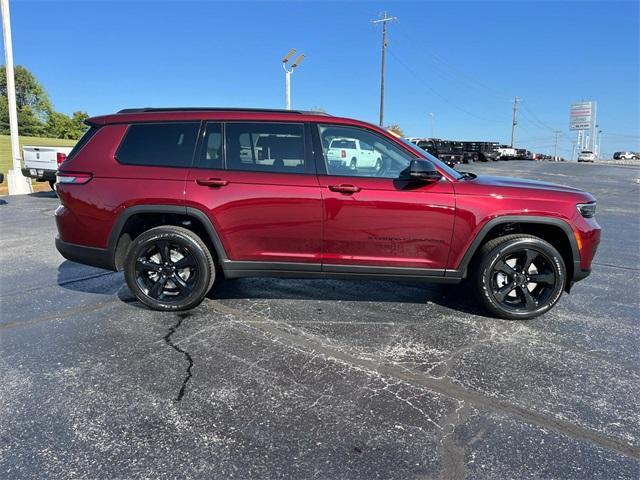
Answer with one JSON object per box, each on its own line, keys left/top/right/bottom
{"left": 1, "top": 161, "right": 639, "bottom": 479}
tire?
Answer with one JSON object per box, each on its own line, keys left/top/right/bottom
{"left": 350, "top": 157, "right": 357, "bottom": 170}
{"left": 49, "top": 180, "right": 56, "bottom": 190}
{"left": 374, "top": 158, "right": 382, "bottom": 171}
{"left": 472, "top": 234, "right": 566, "bottom": 320}
{"left": 124, "top": 226, "right": 216, "bottom": 311}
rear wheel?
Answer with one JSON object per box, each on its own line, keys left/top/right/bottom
{"left": 473, "top": 234, "right": 566, "bottom": 320}
{"left": 49, "top": 180, "right": 56, "bottom": 190}
{"left": 124, "top": 226, "right": 215, "bottom": 311}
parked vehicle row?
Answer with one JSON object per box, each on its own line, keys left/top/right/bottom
{"left": 54, "top": 107, "right": 600, "bottom": 320}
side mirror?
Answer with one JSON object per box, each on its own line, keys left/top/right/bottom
{"left": 409, "top": 159, "right": 443, "bottom": 182}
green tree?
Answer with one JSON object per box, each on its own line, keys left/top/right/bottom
{"left": 45, "top": 110, "right": 89, "bottom": 139}
{"left": 0, "top": 65, "right": 53, "bottom": 135}
{"left": 1, "top": 65, "right": 88, "bottom": 139}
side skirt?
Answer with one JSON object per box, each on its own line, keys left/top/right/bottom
{"left": 221, "top": 260, "right": 461, "bottom": 284}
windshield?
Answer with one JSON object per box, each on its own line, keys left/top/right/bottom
{"left": 398, "top": 137, "right": 464, "bottom": 180}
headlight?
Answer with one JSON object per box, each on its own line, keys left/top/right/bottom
{"left": 577, "top": 202, "right": 596, "bottom": 218}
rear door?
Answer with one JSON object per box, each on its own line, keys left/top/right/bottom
{"left": 185, "top": 121, "right": 322, "bottom": 268}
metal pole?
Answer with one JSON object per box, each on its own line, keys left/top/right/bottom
{"left": 553, "top": 130, "right": 561, "bottom": 160}
{"left": 379, "top": 19, "right": 386, "bottom": 126}
{"left": 597, "top": 129, "right": 602, "bottom": 158}
{"left": 1, "top": 0, "right": 31, "bottom": 194}
{"left": 510, "top": 96, "right": 519, "bottom": 147}
{"left": 285, "top": 70, "right": 291, "bottom": 110}
{"left": 372, "top": 12, "right": 396, "bottom": 127}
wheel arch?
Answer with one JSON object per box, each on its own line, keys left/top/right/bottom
{"left": 449, "top": 216, "right": 580, "bottom": 287}
{"left": 108, "top": 205, "right": 228, "bottom": 271}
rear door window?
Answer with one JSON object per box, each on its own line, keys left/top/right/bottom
{"left": 225, "top": 122, "right": 307, "bottom": 174}
{"left": 116, "top": 122, "right": 200, "bottom": 167}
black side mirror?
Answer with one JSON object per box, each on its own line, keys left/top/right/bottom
{"left": 408, "top": 159, "right": 443, "bottom": 182}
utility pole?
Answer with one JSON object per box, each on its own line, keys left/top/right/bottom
{"left": 1, "top": 0, "right": 31, "bottom": 194}
{"left": 281, "top": 49, "right": 305, "bottom": 110}
{"left": 510, "top": 96, "right": 519, "bottom": 148}
{"left": 553, "top": 130, "right": 561, "bottom": 160}
{"left": 372, "top": 11, "right": 396, "bottom": 127}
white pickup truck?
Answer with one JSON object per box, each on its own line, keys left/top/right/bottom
{"left": 326, "top": 138, "right": 382, "bottom": 170}
{"left": 22, "top": 146, "right": 73, "bottom": 189}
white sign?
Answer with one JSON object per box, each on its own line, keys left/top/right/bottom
{"left": 570, "top": 101, "right": 596, "bottom": 130}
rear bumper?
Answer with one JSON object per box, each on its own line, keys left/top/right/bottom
{"left": 55, "top": 236, "right": 115, "bottom": 271}
{"left": 22, "top": 167, "right": 56, "bottom": 181}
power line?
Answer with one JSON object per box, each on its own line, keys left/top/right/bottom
{"left": 387, "top": 47, "right": 503, "bottom": 124}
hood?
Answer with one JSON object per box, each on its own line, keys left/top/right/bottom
{"left": 469, "top": 175, "right": 585, "bottom": 194}
{"left": 456, "top": 174, "right": 596, "bottom": 203}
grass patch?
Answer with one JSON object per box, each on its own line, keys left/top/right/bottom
{"left": 0, "top": 134, "right": 77, "bottom": 177}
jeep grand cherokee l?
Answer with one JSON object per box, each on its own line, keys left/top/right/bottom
{"left": 54, "top": 108, "right": 600, "bottom": 320}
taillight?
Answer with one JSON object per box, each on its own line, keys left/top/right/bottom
{"left": 56, "top": 152, "right": 67, "bottom": 168}
{"left": 56, "top": 172, "right": 92, "bottom": 185}
{"left": 341, "top": 149, "right": 346, "bottom": 158}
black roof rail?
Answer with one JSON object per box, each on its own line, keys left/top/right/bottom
{"left": 116, "top": 107, "right": 331, "bottom": 116}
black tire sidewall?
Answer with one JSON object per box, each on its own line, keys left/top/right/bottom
{"left": 478, "top": 238, "right": 565, "bottom": 320}
{"left": 124, "top": 228, "right": 213, "bottom": 311}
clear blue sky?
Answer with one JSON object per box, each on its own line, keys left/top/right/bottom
{"left": 5, "top": 0, "right": 639, "bottom": 156}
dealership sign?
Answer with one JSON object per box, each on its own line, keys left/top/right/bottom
{"left": 570, "top": 101, "right": 596, "bottom": 130}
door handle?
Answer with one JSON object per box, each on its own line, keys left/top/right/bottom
{"left": 328, "top": 184, "right": 361, "bottom": 194}
{"left": 196, "top": 178, "right": 228, "bottom": 187}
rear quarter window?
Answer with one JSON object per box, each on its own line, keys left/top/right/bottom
{"left": 116, "top": 122, "right": 200, "bottom": 167}
{"left": 66, "top": 126, "right": 99, "bottom": 161}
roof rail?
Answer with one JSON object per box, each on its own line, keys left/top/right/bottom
{"left": 116, "top": 107, "right": 331, "bottom": 116}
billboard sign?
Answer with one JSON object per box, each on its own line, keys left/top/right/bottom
{"left": 570, "top": 101, "right": 596, "bottom": 130}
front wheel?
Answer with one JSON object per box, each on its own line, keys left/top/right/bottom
{"left": 473, "top": 234, "right": 566, "bottom": 320}
{"left": 49, "top": 180, "right": 56, "bottom": 190}
{"left": 124, "top": 226, "right": 215, "bottom": 311}
{"left": 350, "top": 157, "right": 357, "bottom": 170}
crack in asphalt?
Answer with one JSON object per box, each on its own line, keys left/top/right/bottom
{"left": 208, "top": 300, "right": 640, "bottom": 460}
{"left": 592, "top": 262, "right": 640, "bottom": 272}
{"left": 163, "top": 314, "right": 194, "bottom": 402}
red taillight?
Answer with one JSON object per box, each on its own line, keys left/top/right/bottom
{"left": 341, "top": 149, "right": 346, "bottom": 158}
{"left": 56, "top": 171, "right": 92, "bottom": 185}
{"left": 56, "top": 152, "right": 67, "bottom": 167}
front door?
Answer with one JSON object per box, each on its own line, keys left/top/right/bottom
{"left": 314, "top": 124, "right": 455, "bottom": 272}
{"left": 186, "top": 121, "right": 322, "bottom": 269}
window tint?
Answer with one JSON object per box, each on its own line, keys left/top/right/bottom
{"left": 67, "top": 126, "right": 99, "bottom": 161}
{"left": 196, "top": 122, "right": 223, "bottom": 169}
{"left": 319, "top": 124, "right": 415, "bottom": 178}
{"left": 225, "top": 123, "right": 306, "bottom": 173}
{"left": 117, "top": 122, "right": 199, "bottom": 167}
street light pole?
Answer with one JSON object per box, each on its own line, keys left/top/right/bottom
{"left": 282, "top": 49, "right": 304, "bottom": 111}
{"left": 1, "top": 0, "right": 31, "bottom": 194}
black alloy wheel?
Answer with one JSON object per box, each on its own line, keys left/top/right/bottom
{"left": 474, "top": 234, "right": 566, "bottom": 320}
{"left": 124, "top": 226, "right": 215, "bottom": 311}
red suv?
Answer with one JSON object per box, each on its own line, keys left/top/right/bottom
{"left": 55, "top": 108, "right": 600, "bottom": 319}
